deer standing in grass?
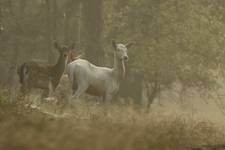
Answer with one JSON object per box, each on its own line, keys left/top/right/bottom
{"left": 17, "top": 42, "right": 75, "bottom": 98}
{"left": 67, "top": 40, "right": 133, "bottom": 104}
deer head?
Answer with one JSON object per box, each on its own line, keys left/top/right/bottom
{"left": 54, "top": 41, "right": 75, "bottom": 59}
{"left": 112, "top": 40, "right": 133, "bottom": 77}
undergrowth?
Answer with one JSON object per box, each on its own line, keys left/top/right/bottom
{"left": 0, "top": 91, "right": 224, "bottom": 150}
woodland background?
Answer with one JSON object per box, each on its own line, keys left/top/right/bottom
{"left": 1, "top": 0, "right": 225, "bottom": 107}
{"left": 1, "top": 1, "right": 225, "bottom": 150}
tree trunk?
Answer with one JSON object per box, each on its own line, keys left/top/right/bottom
{"left": 7, "top": 0, "right": 27, "bottom": 102}
{"left": 0, "top": 1, "right": 3, "bottom": 34}
{"left": 76, "top": 2, "right": 82, "bottom": 50}
{"left": 82, "top": 0, "right": 104, "bottom": 65}
{"left": 64, "top": 0, "right": 80, "bottom": 45}
{"left": 46, "top": 0, "right": 57, "bottom": 64}
{"left": 145, "top": 1, "right": 162, "bottom": 109}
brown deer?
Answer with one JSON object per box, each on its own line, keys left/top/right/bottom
{"left": 17, "top": 42, "right": 75, "bottom": 98}
{"left": 55, "top": 49, "right": 83, "bottom": 100}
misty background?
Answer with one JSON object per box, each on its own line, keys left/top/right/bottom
{"left": 0, "top": 0, "right": 225, "bottom": 122}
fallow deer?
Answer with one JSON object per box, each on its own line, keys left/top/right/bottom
{"left": 17, "top": 42, "right": 75, "bottom": 98}
{"left": 67, "top": 40, "right": 133, "bottom": 104}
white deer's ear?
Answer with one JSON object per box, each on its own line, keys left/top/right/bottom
{"left": 112, "top": 40, "right": 117, "bottom": 50}
{"left": 126, "top": 42, "right": 134, "bottom": 49}
{"left": 54, "top": 41, "right": 60, "bottom": 50}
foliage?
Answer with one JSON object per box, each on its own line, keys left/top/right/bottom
{"left": 1, "top": 0, "right": 225, "bottom": 102}
{"left": 104, "top": 0, "right": 225, "bottom": 92}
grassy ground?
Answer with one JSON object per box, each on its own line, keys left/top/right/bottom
{"left": 0, "top": 92, "right": 225, "bottom": 150}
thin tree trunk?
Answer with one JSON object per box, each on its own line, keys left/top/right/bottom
{"left": 0, "top": 0, "right": 3, "bottom": 34}
{"left": 82, "top": 0, "right": 104, "bottom": 65}
{"left": 46, "top": 0, "right": 57, "bottom": 64}
{"left": 8, "top": 0, "right": 27, "bottom": 102}
{"left": 77, "top": 2, "right": 82, "bottom": 50}
{"left": 8, "top": 42, "right": 19, "bottom": 102}
{"left": 63, "top": 11, "right": 69, "bottom": 44}
{"left": 145, "top": 1, "right": 162, "bottom": 109}
{"left": 64, "top": 0, "right": 80, "bottom": 45}
{"left": 46, "top": 0, "right": 52, "bottom": 63}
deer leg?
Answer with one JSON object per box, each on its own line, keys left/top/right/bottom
{"left": 104, "top": 93, "right": 113, "bottom": 105}
{"left": 69, "top": 83, "right": 88, "bottom": 105}
{"left": 102, "top": 94, "right": 106, "bottom": 103}
{"left": 72, "top": 79, "right": 78, "bottom": 95}
{"left": 68, "top": 73, "right": 77, "bottom": 95}
{"left": 48, "top": 81, "right": 54, "bottom": 98}
{"left": 73, "top": 85, "right": 88, "bottom": 99}
{"left": 18, "top": 78, "right": 31, "bottom": 100}
{"left": 18, "top": 85, "right": 27, "bottom": 100}
{"left": 20, "top": 85, "right": 26, "bottom": 95}
{"left": 41, "top": 88, "right": 49, "bottom": 98}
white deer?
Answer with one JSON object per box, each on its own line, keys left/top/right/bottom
{"left": 67, "top": 40, "right": 133, "bottom": 104}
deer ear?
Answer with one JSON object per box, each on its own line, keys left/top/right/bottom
{"left": 112, "top": 40, "right": 117, "bottom": 50}
{"left": 126, "top": 42, "right": 134, "bottom": 49}
{"left": 70, "top": 43, "right": 75, "bottom": 50}
{"left": 54, "top": 41, "right": 60, "bottom": 50}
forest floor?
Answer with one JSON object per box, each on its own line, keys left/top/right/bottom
{"left": 0, "top": 92, "right": 225, "bottom": 150}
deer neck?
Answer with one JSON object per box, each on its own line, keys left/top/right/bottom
{"left": 112, "top": 52, "right": 125, "bottom": 80}
{"left": 52, "top": 54, "right": 67, "bottom": 78}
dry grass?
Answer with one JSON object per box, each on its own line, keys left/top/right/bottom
{"left": 0, "top": 92, "right": 225, "bottom": 150}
